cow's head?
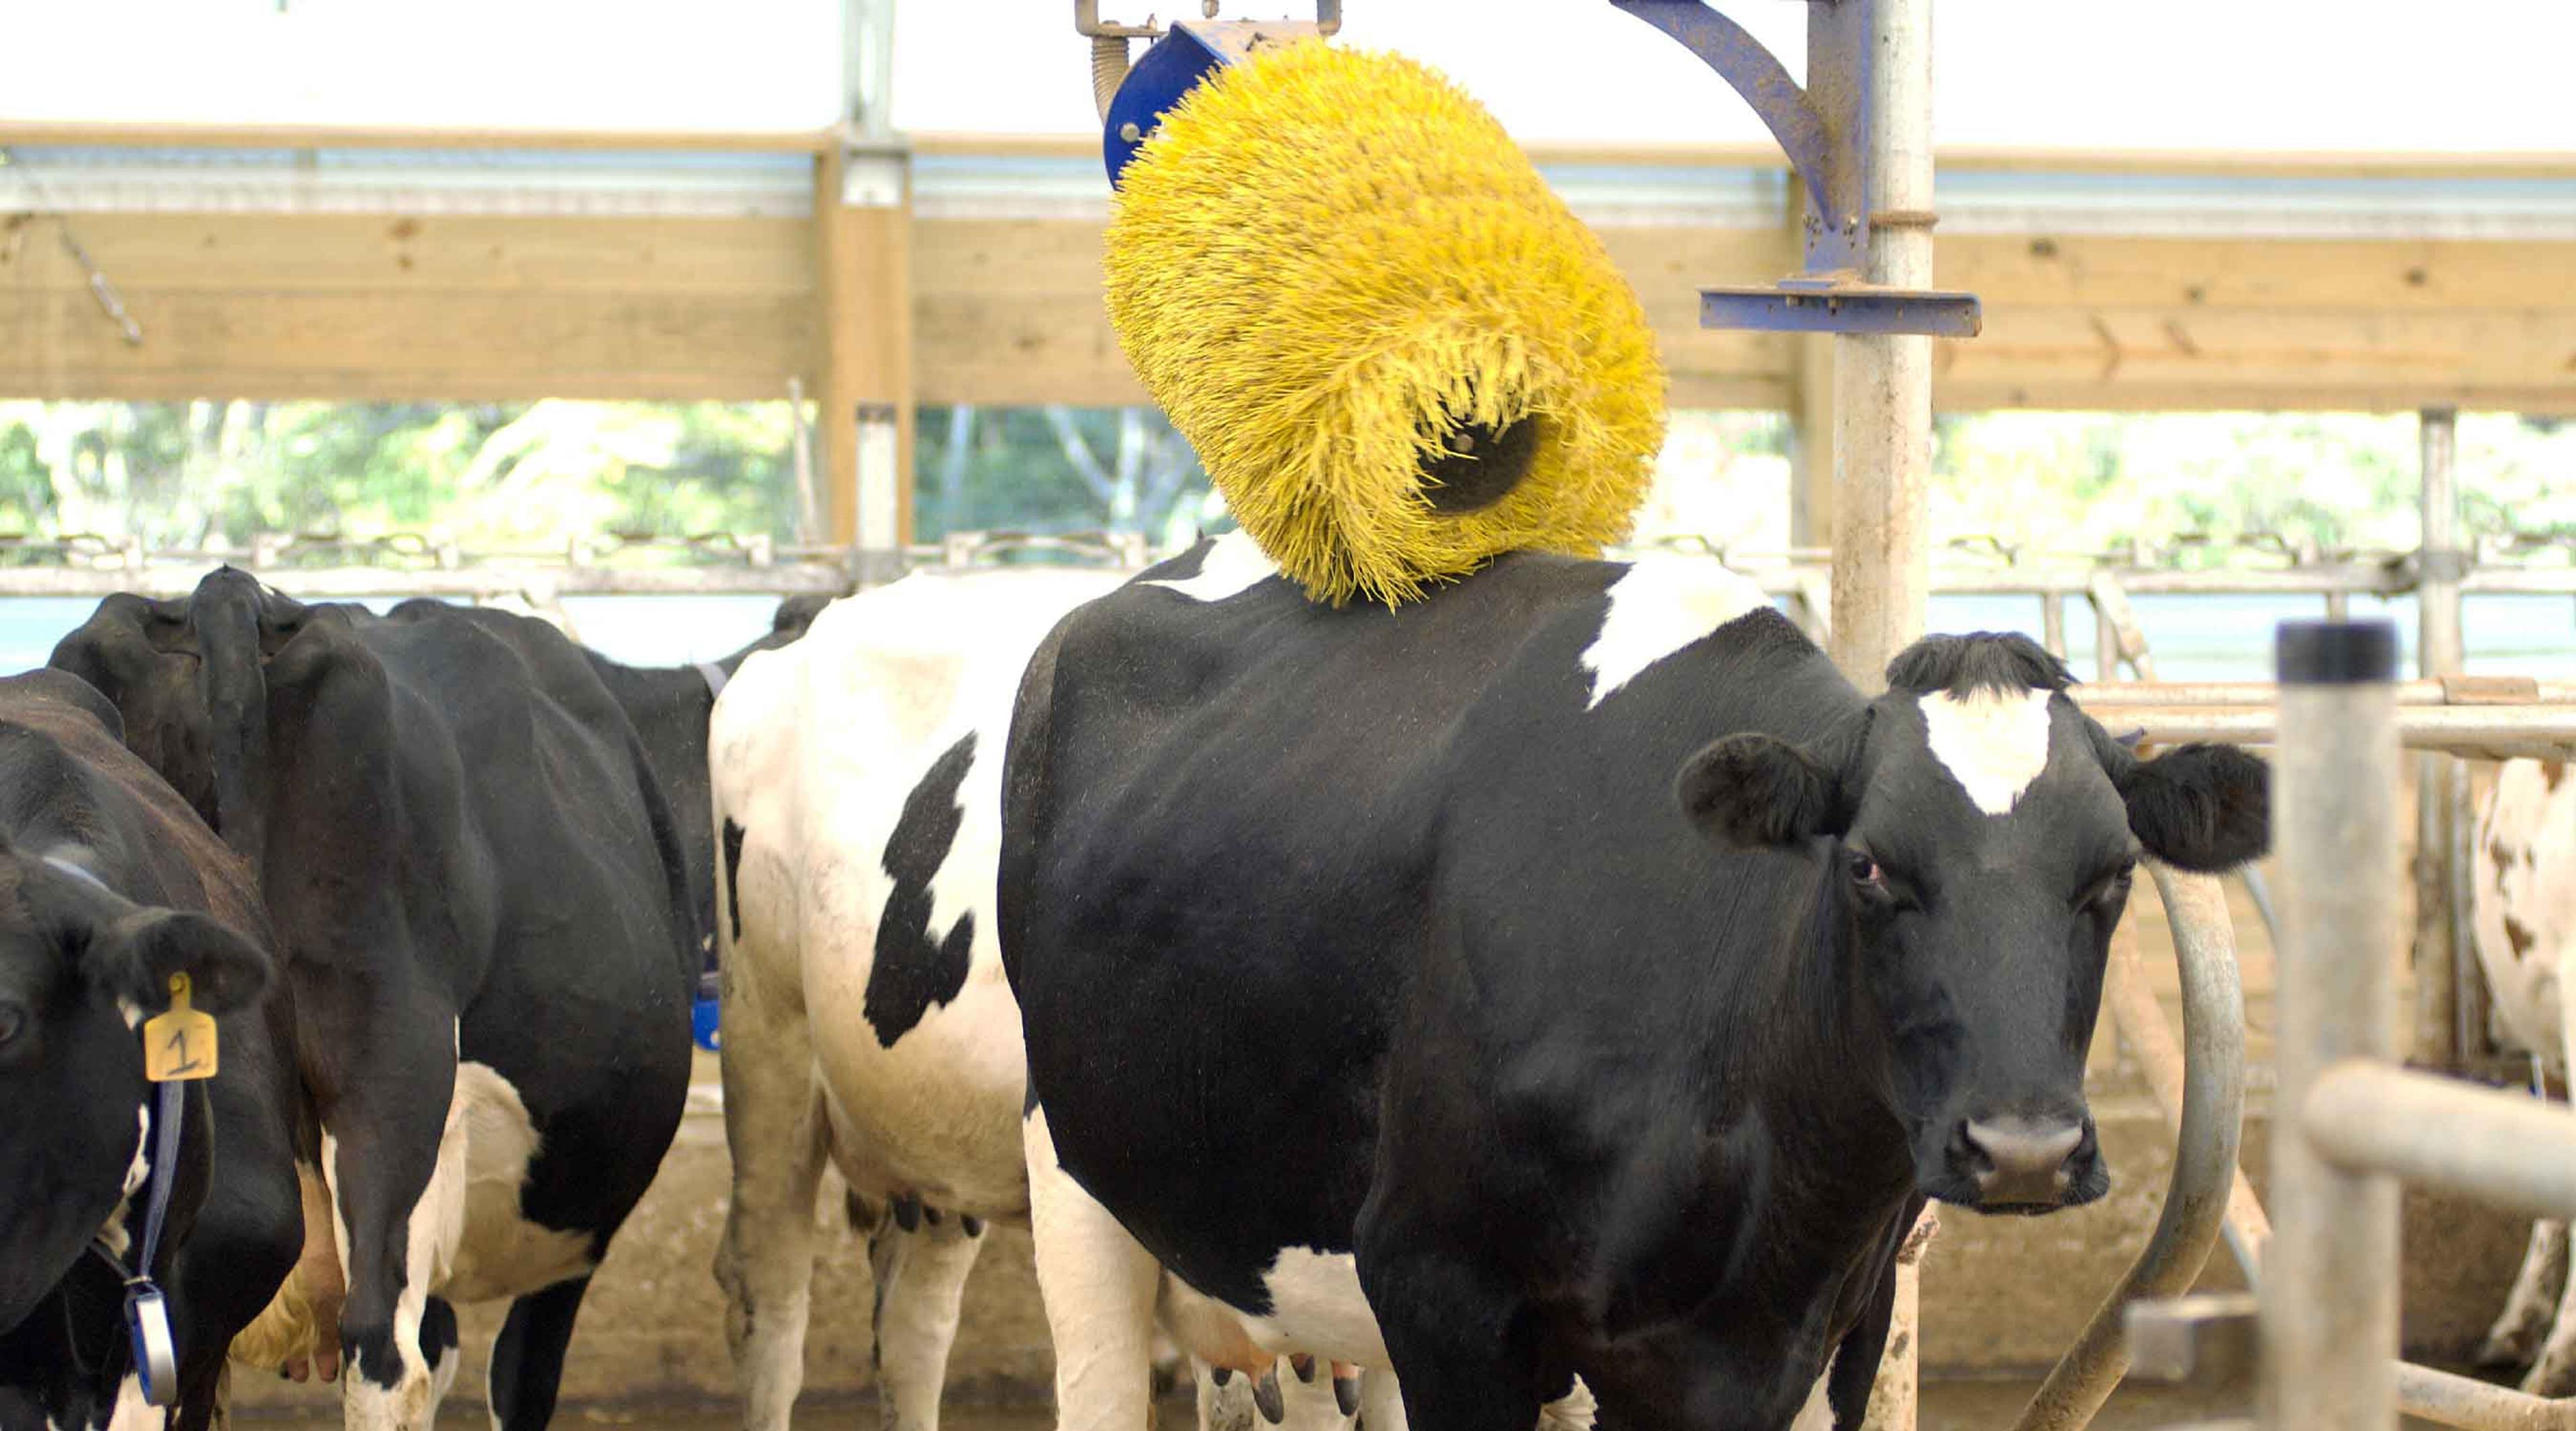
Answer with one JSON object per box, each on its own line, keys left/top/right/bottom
{"left": 1676, "top": 633, "right": 2267, "bottom": 1214}
{"left": 0, "top": 844, "right": 270, "bottom": 1334}
{"left": 50, "top": 572, "right": 303, "bottom": 871}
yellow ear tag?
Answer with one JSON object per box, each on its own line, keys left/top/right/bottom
{"left": 142, "top": 973, "right": 218, "bottom": 1082}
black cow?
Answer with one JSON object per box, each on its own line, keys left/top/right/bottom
{"left": 579, "top": 592, "right": 828, "bottom": 977}
{"left": 998, "top": 535, "right": 2269, "bottom": 1431}
{"left": 51, "top": 570, "right": 700, "bottom": 1431}
{"left": 0, "top": 668, "right": 301, "bottom": 1431}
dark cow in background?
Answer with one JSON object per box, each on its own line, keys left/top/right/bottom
{"left": 582, "top": 592, "right": 828, "bottom": 977}
{"left": 0, "top": 669, "right": 300, "bottom": 1431}
{"left": 52, "top": 570, "right": 700, "bottom": 1431}
{"left": 1000, "top": 534, "right": 2271, "bottom": 1431}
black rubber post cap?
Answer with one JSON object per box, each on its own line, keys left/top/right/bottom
{"left": 2276, "top": 619, "right": 2399, "bottom": 686}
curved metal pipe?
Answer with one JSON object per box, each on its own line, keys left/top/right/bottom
{"left": 2010, "top": 863, "right": 2246, "bottom": 1431}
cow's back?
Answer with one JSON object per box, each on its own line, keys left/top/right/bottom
{"left": 371, "top": 601, "right": 698, "bottom": 1002}
{"left": 714, "top": 566, "right": 1128, "bottom": 1214}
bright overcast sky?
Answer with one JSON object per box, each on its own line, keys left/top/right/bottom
{"left": 5, "top": 1, "right": 2573, "bottom": 154}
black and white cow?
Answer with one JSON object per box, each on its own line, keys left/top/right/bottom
{"left": 709, "top": 568, "right": 1353, "bottom": 1431}
{"left": 2469, "top": 758, "right": 2576, "bottom": 1392}
{"left": 0, "top": 668, "right": 301, "bottom": 1431}
{"left": 50, "top": 570, "right": 701, "bottom": 1431}
{"left": 998, "top": 534, "right": 2271, "bottom": 1431}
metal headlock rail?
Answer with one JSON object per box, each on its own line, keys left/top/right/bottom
{"left": 2087, "top": 624, "right": 2576, "bottom": 1431}
{"left": 2048, "top": 674, "right": 2576, "bottom": 1431}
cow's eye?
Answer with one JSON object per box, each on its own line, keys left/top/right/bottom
{"left": 2080, "top": 863, "right": 2137, "bottom": 909}
{"left": 1848, "top": 852, "right": 1884, "bottom": 888}
{"left": 0, "top": 1002, "right": 21, "bottom": 1049}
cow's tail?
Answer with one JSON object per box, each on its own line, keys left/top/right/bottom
{"left": 189, "top": 567, "right": 272, "bottom": 875}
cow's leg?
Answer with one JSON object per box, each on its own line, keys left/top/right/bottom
{"left": 1352, "top": 1247, "right": 1537, "bottom": 1431}
{"left": 713, "top": 1000, "right": 827, "bottom": 1431}
{"left": 419, "top": 1298, "right": 462, "bottom": 1426}
{"left": 866, "top": 1212, "right": 985, "bottom": 1431}
{"left": 2529, "top": 950, "right": 2576, "bottom": 1397}
{"left": 2481, "top": 1219, "right": 2570, "bottom": 1368}
{"left": 325, "top": 1022, "right": 470, "bottom": 1431}
{"left": 1356, "top": 1369, "right": 1408, "bottom": 1431}
{"left": 486, "top": 1277, "right": 594, "bottom": 1431}
{"left": 2527, "top": 1230, "right": 2576, "bottom": 1395}
{"left": 1024, "top": 1104, "right": 1165, "bottom": 1431}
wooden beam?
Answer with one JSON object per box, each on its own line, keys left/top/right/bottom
{"left": 809, "top": 146, "right": 914, "bottom": 551}
{"left": 0, "top": 288, "right": 818, "bottom": 402}
{"left": 0, "top": 213, "right": 814, "bottom": 295}
{"left": 1941, "top": 234, "right": 2576, "bottom": 314}
{"left": 864, "top": 198, "right": 918, "bottom": 549}
{"left": 7, "top": 187, "right": 2576, "bottom": 413}
{"left": 1937, "top": 304, "right": 2576, "bottom": 411}
{"left": 814, "top": 146, "right": 863, "bottom": 546}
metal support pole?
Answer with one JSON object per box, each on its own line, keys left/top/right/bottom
{"left": 1835, "top": 3, "right": 1934, "bottom": 1421}
{"left": 2264, "top": 619, "right": 2403, "bottom": 1431}
{"left": 2415, "top": 405, "right": 2469, "bottom": 1069}
{"left": 1825, "top": 0, "right": 1934, "bottom": 694}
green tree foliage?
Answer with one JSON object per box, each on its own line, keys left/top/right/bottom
{"left": 912, "top": 404, "right": 1219, "bottom": 549}
{"left": 0, "top": 399, "right": 803, "bottom": 552}
{"left": 0, "top": 401, "right": 2562, "bottom": 568}
{"left": 1926, "top": 411, "right": 2571, "bottom": 561}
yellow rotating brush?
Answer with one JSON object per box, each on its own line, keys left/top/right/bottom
{"left": 1104, "top": 38, "right": 1667, "bottom": 608}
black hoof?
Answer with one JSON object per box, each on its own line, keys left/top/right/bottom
{"left": 1212, "top": 1367, "right": 1234, "bottom": 1387}
{"left": 891, "top": 1194, "right": 922, "bottom": 1232}
{"left": 1334, "top": 1374, "right": 1361, "bottom": 1418}
{"left": 1255, "top": 1368, "right": 1285, "bottom": 1424}
{"left": 1290, "top": 1354, "right": 1316, "bottom": 1383}
{"left": 961, "top": 1214, "right": 985, "bottom": 1237}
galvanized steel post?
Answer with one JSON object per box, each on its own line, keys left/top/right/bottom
{"left": 1839, "top": 2, "right": 1936, "bottom": 1420}
{"left": 2264, "top": 620, "right": 2404, "bottom": 1431}
{"left": 2412, "top": 406, "right": 2475, "bottom": 1069}
{"left": 1825, "top": 0, "right": 1935, "bottom": 692}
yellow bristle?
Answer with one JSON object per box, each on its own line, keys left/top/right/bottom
{"left": 1105, "top": 39, "right": 1668, "bottom": 608}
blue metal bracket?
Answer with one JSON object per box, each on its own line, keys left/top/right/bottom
{"left": 1102, "top": 19, "right": 1334, "bottom": 187}
{"left": 1609, "top": 0, "right": 1980, "bottom": 338}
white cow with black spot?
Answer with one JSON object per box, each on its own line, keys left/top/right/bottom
{"left": 707, "top": 564, "right": 1357, "bottom": 1431}
{"left": 2473, "top": 758, "right": 2576, "bottom": 1393}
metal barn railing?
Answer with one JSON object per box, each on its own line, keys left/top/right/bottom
{"left": 2085, "top": 627, "right": 2576, "bottom": 1431}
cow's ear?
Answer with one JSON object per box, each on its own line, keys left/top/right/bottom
{"left": 88, "top": 909, "right": 273, "bottom": 1017}
{"left": 1677, "top": 733, "right": 1846, "bottom": 848}
{"left": 2110, "top": 739, "right": 2271, "bottom": 873}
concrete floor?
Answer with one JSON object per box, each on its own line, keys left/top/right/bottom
{"left": 224, "top": 1381, "right": 2260, "bottom": 1430}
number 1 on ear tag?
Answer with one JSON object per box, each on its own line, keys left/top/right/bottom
{"left": 142, "top": 973, "right": 217, "bottom": 1081}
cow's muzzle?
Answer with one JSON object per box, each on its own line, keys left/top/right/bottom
{"left": 1949, "top": 1114, "right": 2102, "bottom": 1213}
